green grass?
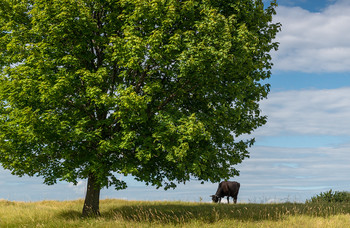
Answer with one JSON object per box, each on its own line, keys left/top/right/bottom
{"left": 1, "top": 199, "right": 350, "bottom": 227}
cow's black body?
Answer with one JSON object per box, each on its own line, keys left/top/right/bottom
{"left": 211, "top": 181, "right": 240, "bottom": 204}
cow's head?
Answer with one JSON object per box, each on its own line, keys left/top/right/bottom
{"left": 210, "top": 195, "right": 219, "bottom": 203}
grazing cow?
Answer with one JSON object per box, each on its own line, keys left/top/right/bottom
{"left": 210, "top": 181, "right": 240, "bottom": 204}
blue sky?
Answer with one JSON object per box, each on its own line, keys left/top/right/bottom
{"left": 1, "top": 0, "right": 350, "bottom": 203}
{"left": 274, "top": 0, "right": 337, "bottom": 12}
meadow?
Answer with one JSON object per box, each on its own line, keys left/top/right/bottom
{"left": 1, "top": 199, "right": 350, "bottom": 227}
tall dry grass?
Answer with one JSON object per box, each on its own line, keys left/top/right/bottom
{"left": 0, "top": 199, "right": 349, "bottom": 227}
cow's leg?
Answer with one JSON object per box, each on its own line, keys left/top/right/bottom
{"left": 233, "top": 195, "right": 237, "bottom": 204}
{"left": 218, "top": 197, "right": 222, "bottom": 203}
{"left": 227, "top": 196, "right": 230, "bottom": 204}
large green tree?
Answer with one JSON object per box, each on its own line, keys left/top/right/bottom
{"left": 0, "top": 0, "right": 280, "bottom": 216}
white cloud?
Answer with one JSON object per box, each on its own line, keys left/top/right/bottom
{"left": 255, "top": 87, "right": 350, "bottom": 136}
{"left": 273, "top": 1, "right": 350, "bottom": 72}
{"left": 0, "top": 168, "right": 87, "bottom": 201}
{"left": 68, "top": 180, "right": 86, "bottom": 195}
{"left": 232, "top": 144, "right": 350, "bottom": 202}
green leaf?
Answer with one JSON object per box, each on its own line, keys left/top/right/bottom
{"left": 0, "top": 0, "right": 280, "bottom": 194}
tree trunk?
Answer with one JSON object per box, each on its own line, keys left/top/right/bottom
{"left": 82, "top": 173, "right": 101, "bottom": 217}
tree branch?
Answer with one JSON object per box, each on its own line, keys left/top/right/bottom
{"left": 134, "top": 65, "right": 151, "bottom": 93}
{"left": 157, "top": 80, "right": 198, "bottom": 111}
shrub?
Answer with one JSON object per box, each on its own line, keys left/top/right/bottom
{"left": 307, "top": 189, "right": 350, "bottom": 203}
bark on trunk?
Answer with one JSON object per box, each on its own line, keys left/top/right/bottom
{"left": 82, "top": 173, "right": 101, "bottom": 217}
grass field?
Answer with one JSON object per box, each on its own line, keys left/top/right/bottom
{"left": 0, "top": 199, "right": 350, "bottom": 227}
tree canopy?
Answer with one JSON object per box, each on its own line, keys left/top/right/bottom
{"left": 0, "top": 0, "right": 280, "bottom": 215}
